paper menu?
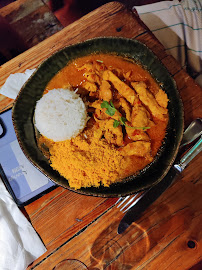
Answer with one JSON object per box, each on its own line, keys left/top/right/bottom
{"left": 0, "top": 109, "right": 55, "bottom": 206}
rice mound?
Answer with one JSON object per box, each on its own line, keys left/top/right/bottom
{"left": 34, "top": 89, "right": 87, "bottom": 141}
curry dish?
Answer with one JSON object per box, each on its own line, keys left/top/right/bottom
{"left": 37, "top": 53, "right": 169, "bottom": 189}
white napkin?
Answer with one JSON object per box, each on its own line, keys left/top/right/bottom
{"left": 134, "top": 0, "right": 202, "bottom": 87}
{"left": 0, "top": 69, "right": 36, "bottom": 100}
{"left": 0, "top": 178, "right": 47, "bottom": 270}
{"left": 0, "top": 69, "right": 46, "bottom": 270}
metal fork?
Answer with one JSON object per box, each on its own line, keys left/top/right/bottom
{"left": 116, "top": 118, "right": 202, "bottom": 213}
{"left": 115, "top": 191, "right": 148, "bottom": 213}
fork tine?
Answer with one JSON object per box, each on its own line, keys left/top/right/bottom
{"left": 116, "top": 195, "right": 130, "bottom": 208}
{"left": 120, "top": 193, "right": 139, "bottom": 212}
{"left": 116, "top": 190, "right": 149, "bottom": 214}
{"left": 122, "top": 190, "right": 148, "bottom": 212}
{"left": 115, "top": 197, "right": 123, "bottom": 205}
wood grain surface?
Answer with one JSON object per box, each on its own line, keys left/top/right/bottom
{"left": 0, "top": 2, "right": 201, "bottom": 269}
{"left": 0, "top": 0, "right": 62, "bottom": 49}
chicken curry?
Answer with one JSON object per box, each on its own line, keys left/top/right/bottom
{"left": 38, "top": 53, "right": 169, "bottom": 190}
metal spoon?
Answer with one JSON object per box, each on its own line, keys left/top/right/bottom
{"left": 180, "top": 118, "right": 202, "bottom": 148}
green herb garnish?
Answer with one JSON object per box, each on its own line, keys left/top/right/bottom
{"left": 113, "top": 119, "right": 120, "bottom": 128}
{"left": 101, "top": 100, "right": 116, "bottom": 116}
{"left": 101, "top": 100, "right": 150, "bottom": 130}
{"left": 120, "top": 117, "right": 127, "bottom": 125}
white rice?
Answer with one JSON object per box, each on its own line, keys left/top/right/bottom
{"left": 34, "top": 88, "right": 87, "bottom": 141}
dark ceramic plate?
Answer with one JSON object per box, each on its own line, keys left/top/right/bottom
{"left": 12, "top": 37, "right": 184, "bottom": 197}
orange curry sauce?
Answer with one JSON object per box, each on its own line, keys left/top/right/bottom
{"left": 42, "top": 53, "right": 168, "bottom": 187}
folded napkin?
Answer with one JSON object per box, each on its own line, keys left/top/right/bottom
{"left": 0, "top": 70, "right": 46, "bottom": 270}
{"left": 0, "top": 69, "right": 36, "bottom": 100}
{"left": 134, "top": 0, "right": 202, "bottom": 87}
{"left": 0, "top": 178, "right": 47, "bottom": 270}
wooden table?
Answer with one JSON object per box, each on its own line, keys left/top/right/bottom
{"left": 0, "top": 2, "right": 202, "bottom": 269}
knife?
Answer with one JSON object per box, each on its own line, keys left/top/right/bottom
{"left": 118, "top": 136, "right": 202, "bottom": 234}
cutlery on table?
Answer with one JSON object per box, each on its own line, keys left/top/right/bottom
{"left": 117, "top": 120, "right": 202, "bottom": 234}
{"left": 116, "top": 118, "right": 202, "bottom": 213}
{"left": 180, "top": 118, "right": 202, "bottom": 148}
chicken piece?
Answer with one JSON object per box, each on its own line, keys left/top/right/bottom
{"left": 94, "top": 108, "right": 109, "bottom": 120}
{"left": 131, "top": 82, "right": 167, "bottom": 121}
{"left": 90, "top": 100, "right": 102, "bottom": 110}
{"left": 99, "top": 80, "right": 112, "bottom": 101}
{"left": 82, "top": 81, "right": 97, "bottom": 92}
{"left": 78, "top": 61, "right": 106, "bottom": 74}
{"left": 131, "top": 106, "right": 150, "bottom": 128}
{"left": 155, "top": 89, "right": 169, "bottom": 108}
{"left": 90, "top": 100, "right": 122, "bottom": 121}
{"left": 104, "top": 119, "right": 124, "bottom": 146}
{"left": 94, "top": 60, "right": 107, "bottom": 72}
{"left": 93, "top": 121, "right": 105, "bottom": 140}
{"left": 94, "top": 128, "right": 104, "bottom": 140}
{"left": 77, "top": 62, "right": 94, "bottom": 72}
{"left": 130, "top": 90, "right": 152, "bottom": 128}
{"left": 119, "top": 98, "right": 132, "bottom": 122}
{"left": 120, "top": 141, "right": 152, "bottom": 159}
{"left": 125, "top": 126, "right": 150, "bottom": 141}
{"left": 109, "top": 67, "right": 123, "bottom": 79}
{"left": 89, "top": 91, "right": 99, "bottom": 98}
{"left": 123, "top": 70, "right": 132, "bottom": 80}
{"left": 84, "top": 120, "right": 104, "bottom": 141}
{"left": 103, "top": 70, "right": 136, "bottom": 104}
{"left": 84, "top": 72, "right": 101, "bottom": 85}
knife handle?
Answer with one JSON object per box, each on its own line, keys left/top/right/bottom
{"left": 174, "top": 136, "right": 202, "bottom": 172}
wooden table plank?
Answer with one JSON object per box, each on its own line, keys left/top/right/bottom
{"left": 0, "top": 2, "right": 201, "bottom": 269}
{"left": 26, "top": 188, "right": 117, "bottom": 248}
{"left": 0, "top": 1, "right": 155, "bottom": 112}
{"left": 29, "top": 163, "right": 201, "bottom": 269}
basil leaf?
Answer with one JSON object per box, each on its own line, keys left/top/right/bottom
{"left": 101, "top": 101, "right": 150, "bottom": 130}
{"left": 106, "top": 107, "right": 116, "bottom": 116}
{"left": 110, "top": 100, "right": 115, "bottom": 108}
{"left": 113, "top": 120, "right": 120, "bottom": 128}
{"left": 101, "top": 101, "right": 109, "bottom": 109}
{"left": 101, "top": 100, "right": 116, "bottom": 116}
